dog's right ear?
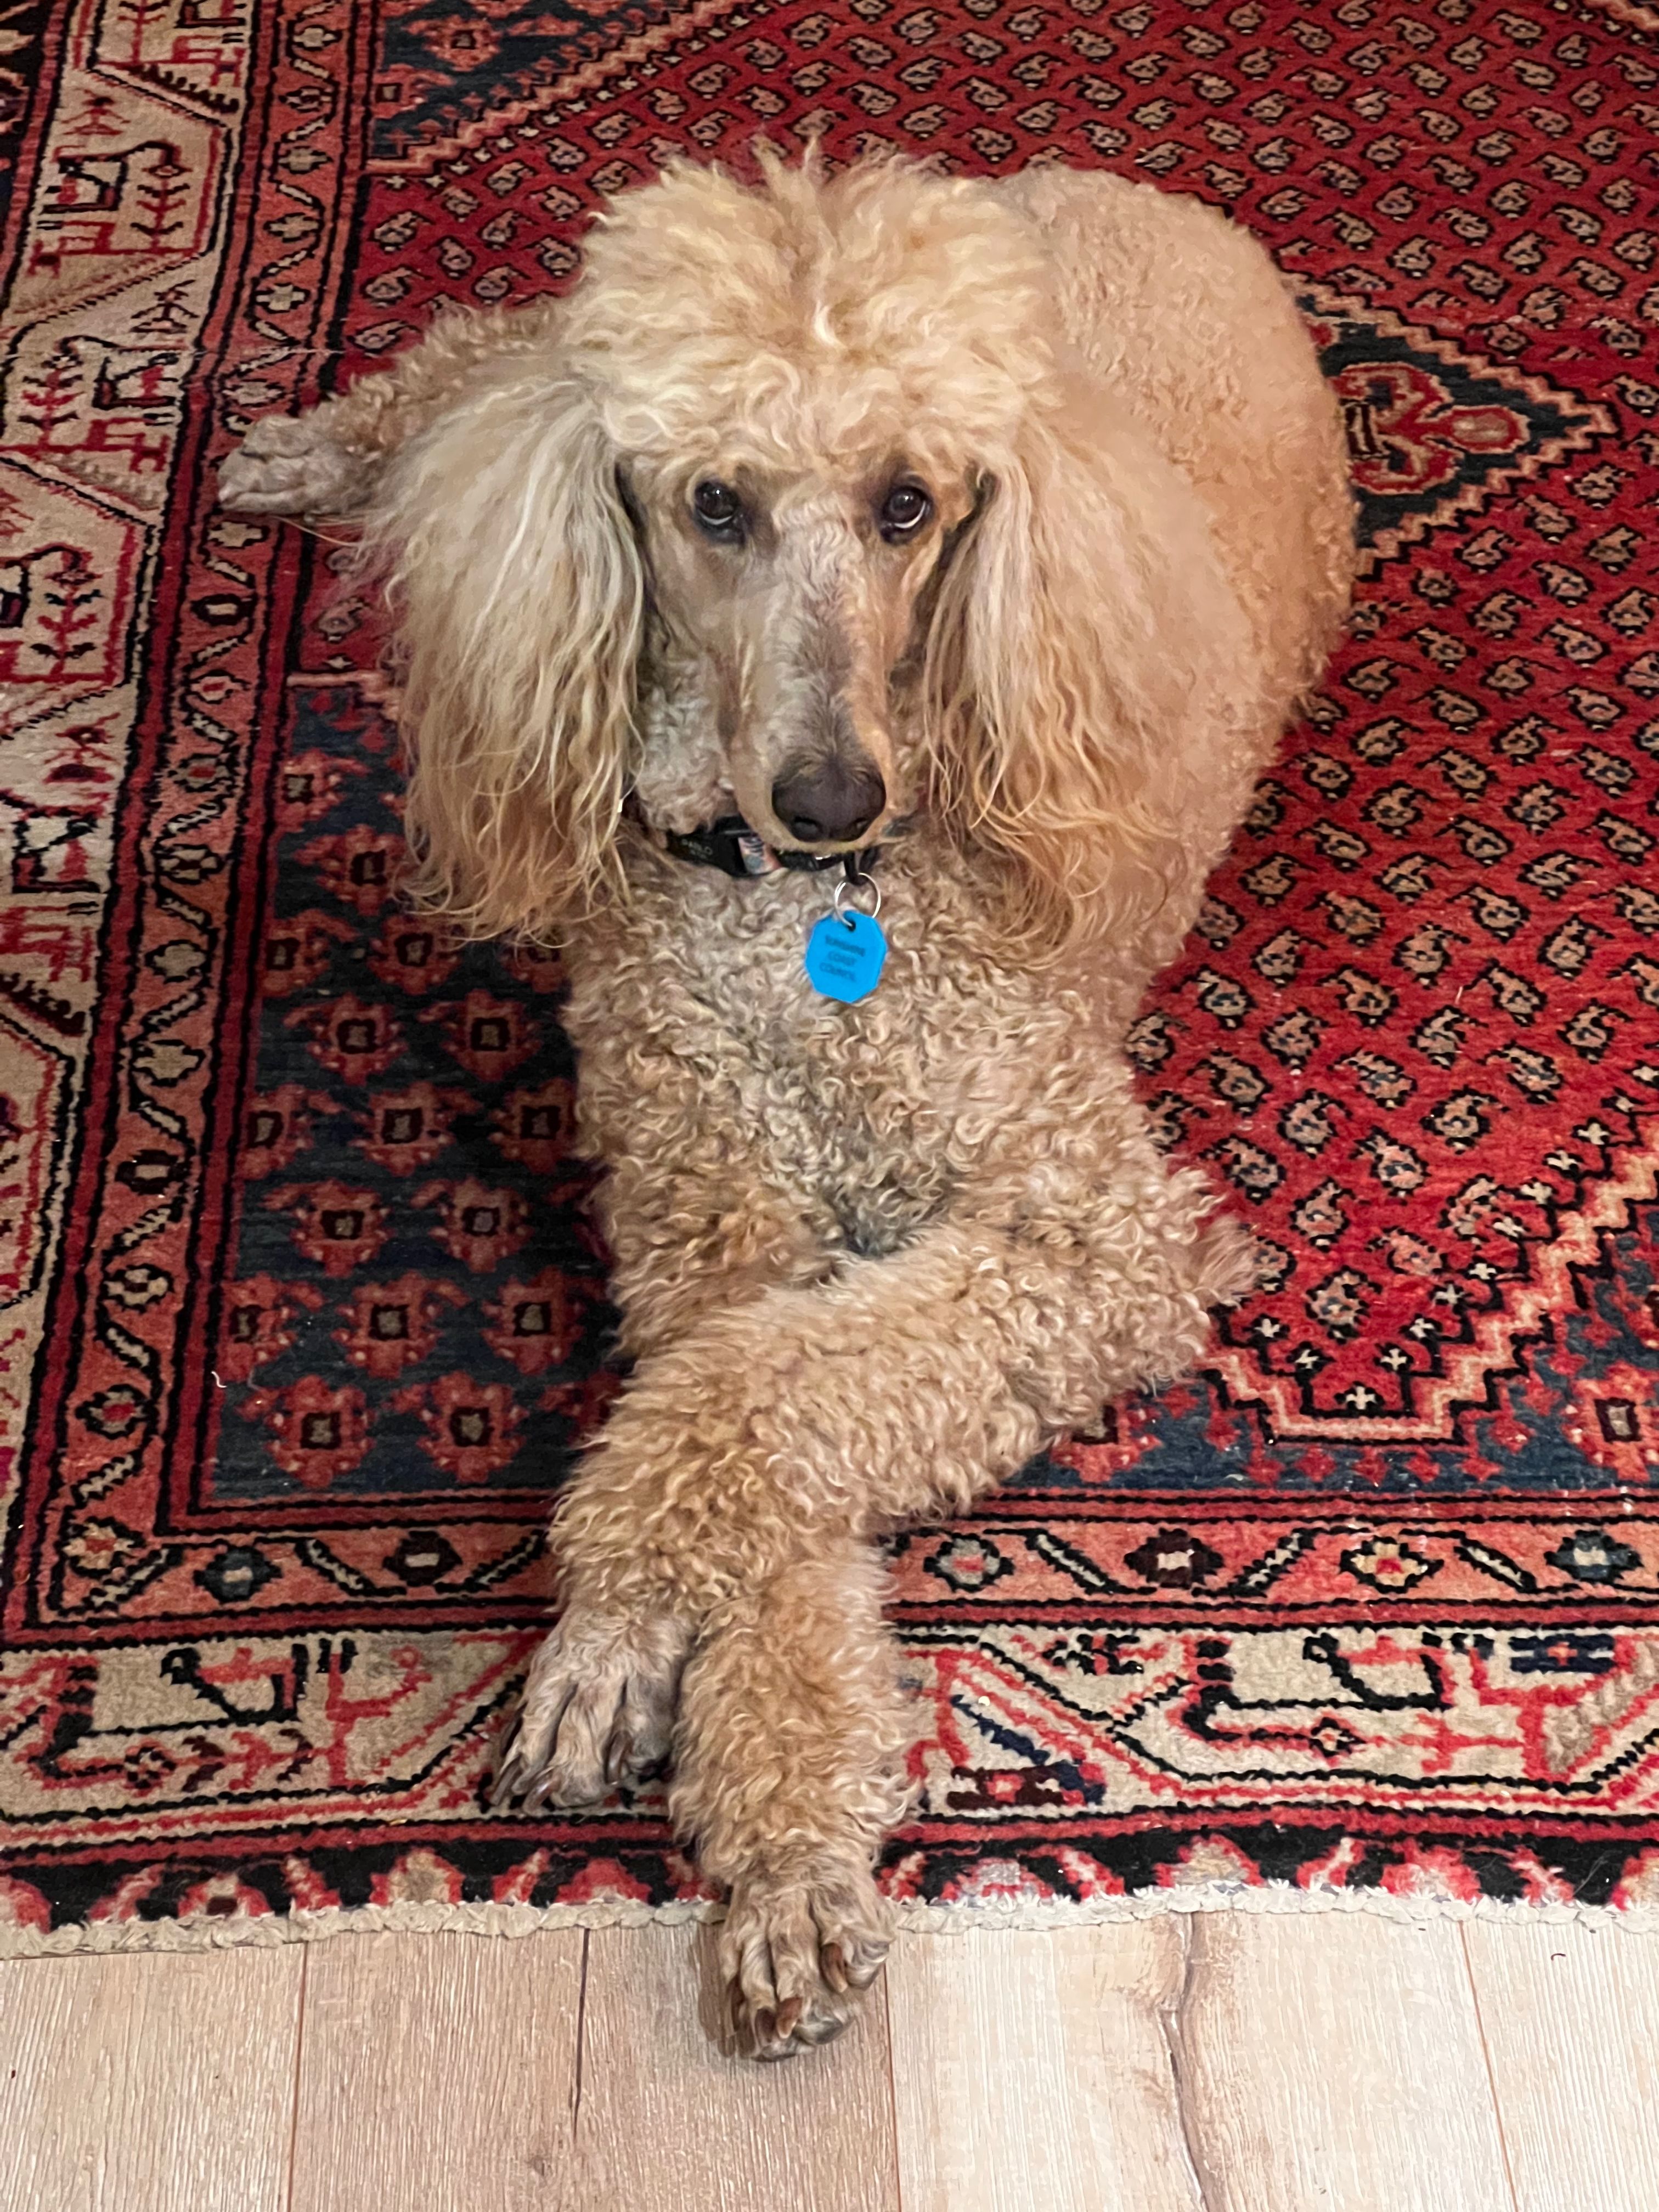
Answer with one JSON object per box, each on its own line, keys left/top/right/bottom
{"left": 361, "top": 366, "right": 645, "bottom": 939}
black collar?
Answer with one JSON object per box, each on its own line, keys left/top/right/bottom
{"left": 659, "top": 814, "right": 884, "bottom": 881}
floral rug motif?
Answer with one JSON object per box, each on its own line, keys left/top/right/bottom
{"left": 3, "top": 0, "right": 1659, "bottom": 1940}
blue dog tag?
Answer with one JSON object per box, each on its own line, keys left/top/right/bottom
{"left": 805, "top": 909, "right": 888, "bottom": 1003}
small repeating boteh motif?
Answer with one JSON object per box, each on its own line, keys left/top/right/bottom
{"left": 7, "top": 0, "right": 1659, "bottom": 1932}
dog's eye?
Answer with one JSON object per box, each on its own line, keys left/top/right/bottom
{"left": 691, "top": 479, "right": 744, "bottom": 540}
{"left": 879, "top": 482, "right": 933, "bottom": 539}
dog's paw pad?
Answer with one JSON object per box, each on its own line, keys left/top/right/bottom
{"left": 720, "top": 1866, "right": 893, "bottom": 2061}
{"left": 489, "top": 1611, "right": 689, "bottom": 1812}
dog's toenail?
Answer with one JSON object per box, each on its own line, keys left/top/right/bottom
{"left": 821, "top": 1941, "right": 848, "bottom": 1994}
{"left": 602, "top": 1724, "right": 631, "bottom": 1786}
{"left": 775, "top": 1995, "right": 804, "bottom": 2039}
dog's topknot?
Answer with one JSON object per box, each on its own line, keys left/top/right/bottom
{"left": 567, "top": 150, "right": 1058, "bottom": 469}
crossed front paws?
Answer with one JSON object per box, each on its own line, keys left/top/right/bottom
{"left": 490, "top": 1611, "right": 893, "bottom": 2059}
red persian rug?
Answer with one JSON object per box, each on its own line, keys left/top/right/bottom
{"left": 2, "top": 0, "right": 1658, "bottom": 1946}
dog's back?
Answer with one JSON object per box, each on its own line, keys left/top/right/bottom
{"left": 1000, "top": 167, "right": 1353, "bottom": 727}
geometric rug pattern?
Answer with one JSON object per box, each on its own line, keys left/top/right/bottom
{"left": 3, "top": 0, "right": 1659, "bottom": 1936}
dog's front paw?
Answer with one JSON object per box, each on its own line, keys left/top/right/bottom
{"left": 720, "top": 1863, "right": 893, "bottom": 2061}
{"left": 490, "top": 1611, "right": 690, "bottom": 1810}
{"left": 217, "top": 411, "right": 377, "bottom": 517}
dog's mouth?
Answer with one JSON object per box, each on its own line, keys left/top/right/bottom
{"left": 650, "top": 805, "right": 912, "bottom": 884}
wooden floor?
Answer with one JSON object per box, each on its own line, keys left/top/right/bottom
{"left": 4, "top": 1910, "right": 1657, "bottom": 2211}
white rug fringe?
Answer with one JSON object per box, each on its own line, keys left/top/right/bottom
{"left": 7, "top": 1875, "right": 1659, "bottom": 1960}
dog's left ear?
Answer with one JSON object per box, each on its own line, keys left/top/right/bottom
{"left": 361, "top": 364, "right": 645, "bottom": 939}
{"left": 921, "top": 386, "right": 1242, "bottom": 958}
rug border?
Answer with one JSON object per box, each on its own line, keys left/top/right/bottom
{"left": 8, "top": 1879, "right": 1659, "bottom": 1959}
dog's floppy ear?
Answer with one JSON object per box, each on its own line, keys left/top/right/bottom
{"left": 922, "top": 386, "right": 1242, "bottom": 959}
{"left": 362, "top": 366, "right": 645, "bottom": 939}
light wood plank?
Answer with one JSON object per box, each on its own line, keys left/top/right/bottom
{"left": 19, "top": 1907, "right": 1647, "bottom": 2212}
{"left": 1175, "top": 1909, "right": 1516, "bottom": 2212}
{"left": 885, "top": 1920, "right": 1204, "bottom": 2212}
{"left": 290, "top": 1929, "right": 585, "bottom": 2212}
{"left": 575, "top": 1922, "right": 899, "bottom": 2212}
{"left": 0, "top": 1946, "right": 302, "bottom": 2212}
{"left": 1465, "top": 1916, "right": 1659, "bottom": 2212}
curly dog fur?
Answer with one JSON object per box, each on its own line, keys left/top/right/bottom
{"left": 222, "top": 148, "right": 1353, "bottom": 2057}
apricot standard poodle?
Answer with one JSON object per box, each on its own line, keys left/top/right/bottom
{"left": 221, "top": 148, "right": 1353, "bottom": 2058}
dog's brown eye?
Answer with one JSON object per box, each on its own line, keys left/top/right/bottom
{"left": 692, "top": 479, "right": 744, "bottom": 539}
{"left": 879, "top": 482, "right": 932, "bottom": 540}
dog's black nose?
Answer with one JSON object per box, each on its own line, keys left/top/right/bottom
{"left": 771, "top": 758, "right": 887, "bottom": 846}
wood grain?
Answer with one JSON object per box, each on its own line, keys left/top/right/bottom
{"left": 1465, "top": 1916, "right": 1659, "bottom": 2212}
{"left": 574, "top": 1922, "right": 899, "bottom": 2212}
{"left": 11, "top": 1904, "right": 1657, "bottom": 2211}
{"left": 289, "top": 1929, "right": 585, "bottom": 2212}
{"left": 0, "top": 1947, "right": 301, "bottom": 2212}
{"left": 884, "top": 1920, "right": 1203, "bottom": 2212}
{"left": 1173, "top": 1909, "right": 1516, "bottom": 2212}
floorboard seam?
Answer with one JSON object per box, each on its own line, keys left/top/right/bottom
{"left": 283, "top": 1947, "right": 309, "bottom": 2212}
{"left": 880, "top": 1966, "right": 906, "bottom": 2212}
{"left": 569, "top": 1929, "right": 591, "bottom": 2141}
{"left": 1459, "top": 1924, "right": 1524, "bottom": 2212}
{"left": 1161, "top": 1917, "right": 1222, "bottom": 2212}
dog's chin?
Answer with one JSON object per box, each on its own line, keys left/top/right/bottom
{"left": 780, "top": 827, "right": 890, "bottom": 859}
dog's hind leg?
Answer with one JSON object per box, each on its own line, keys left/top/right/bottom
{"left": 218, "top": 298, "right": 566, "bottom": 516}
{"left": 217, "top": 406, "right": 384, "bottom": 518}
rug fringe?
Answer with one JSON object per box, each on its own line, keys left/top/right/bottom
{"left": 7, "top": 1878, "right": 1659, "bottom": 1960}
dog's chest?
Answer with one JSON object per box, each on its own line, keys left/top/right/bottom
{"left": 565, "top": 849, "right": 1052, "bottom": 1253}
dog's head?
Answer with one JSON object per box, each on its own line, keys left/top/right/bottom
{"left": 370, "top": 150, "right": 1227, "bottom": 950}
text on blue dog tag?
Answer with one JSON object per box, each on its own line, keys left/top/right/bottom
{"left": 805, "top": 909, "right": 887, "bottom": 1003}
